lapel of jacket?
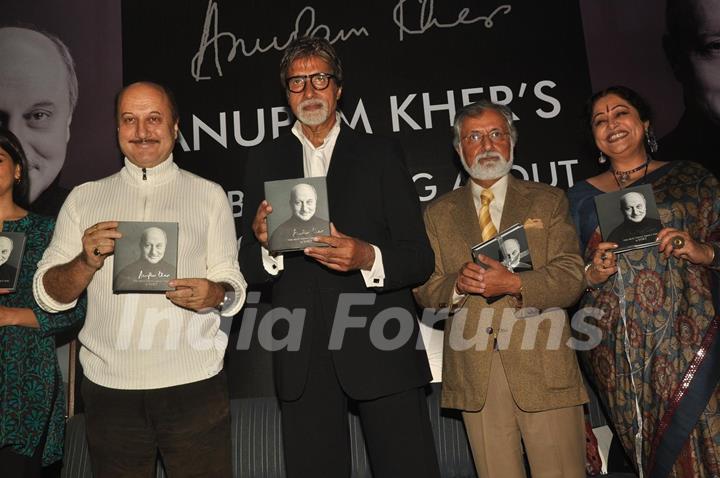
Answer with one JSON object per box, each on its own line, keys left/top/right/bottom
{"left": 449, "top": 183, "right": 484, "bottom": 251}
{"left": 499, "top": 176, "right": 531, "bottom": 231}
{"left": 279, "top": 134, "right": 304, "bottom": 179}
{"left": 326, "top": 126, "right": 351, "bottom": 187}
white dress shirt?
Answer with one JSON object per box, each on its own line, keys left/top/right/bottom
{"left": 262, "top": 114, "right": 385, "bottom": 287}
{"left": 452, "top": 175, "right": 509, "bottom": 303}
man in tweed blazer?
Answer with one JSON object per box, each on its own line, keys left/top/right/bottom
{"left": 414, "top": 101, "right": 588, "bottom": 478}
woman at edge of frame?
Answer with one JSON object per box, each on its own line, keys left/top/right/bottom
{"left": 0, "top": 127, "right": 86, "bottom": 477}
{"left": 567, "top": 85, "right": 720, "bottom": 478}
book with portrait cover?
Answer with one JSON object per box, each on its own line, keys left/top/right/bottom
{"left": 470, "top": 223, "right": 533, "bottom": 303}
{"left": 594, "top": 184, "right": 662, "bottom": 254}
{"left": 112, "top": 221, "right": 178, "bottom": 293}
{"left": 471, "top": 223, "right": 533, "bottom": 273}
{"left": 0, "top": 232, "right": 26, "bottom": 292}
{"left": 265, "top": 176, "right": 330, "bottom": 253}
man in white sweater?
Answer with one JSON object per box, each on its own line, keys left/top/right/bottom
{"left": 33, "top": 82, "right": 246, "bottom": 477}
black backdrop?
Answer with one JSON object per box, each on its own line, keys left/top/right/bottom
{"left": 5, "top": 0, "right": 688, "bottom": 399}
{"left": 122, "top": 0, "right": 593, "bottom": 227}
{"left": 120, "top": 0, "right": 594, "bottom": 396}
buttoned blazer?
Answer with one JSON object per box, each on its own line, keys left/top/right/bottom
{"left": 414, "top": 176, "right": 589, "bottom": 412}
{"left": 240, "top": 126, "right": 433, "bottom": 401}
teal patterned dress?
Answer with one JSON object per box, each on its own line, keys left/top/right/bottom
{"left": 569, "top": 161, "right": 720, "bottom": 477}
{"left": 0, "top": 213, "right": 86, "bottom": 465}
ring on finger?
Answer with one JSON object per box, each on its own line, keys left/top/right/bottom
{"left": 672, "top": 236, "right": 685, "bottom": 249}
{"left": 93, "top": 247, "right": 101, "bottom": 256}
{"left": 600, "top": 252, "right": 608, "bottom": 260}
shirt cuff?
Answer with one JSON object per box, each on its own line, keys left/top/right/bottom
{"left": 261, "top": 246, "right": 284, "bottom": 275}
{"left": 32, "top": 269, "right": 78, "bottom": 313}
{"left": 361, "top": 245, "right": 385, "bottom": 288}
{"left": 451, "top": 287, "right": 467, "bottom": 305}
{"left": 217, "top": 288, "right": 244, "bottom": 318}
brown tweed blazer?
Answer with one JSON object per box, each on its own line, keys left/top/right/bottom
{"left": 414, "top": 175, "right": 589, "bottom": 412}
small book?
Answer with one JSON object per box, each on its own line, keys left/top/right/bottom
{"left": 470, "top": 223, "right": 533, "bottom": 303}
{"left": 594, "top": 184, "right": 662, "bottom": 253}
{"left": 471, "top": 223, "right": 534, "bottom": 273}
{"left": 265, "top": 177, "right": 330, "bottom": 253}
{"left": 113, "top": 221, "right": 178, "bottom": 293}
{"left": 0, "top": 232, "right": 26, "bottom": 291}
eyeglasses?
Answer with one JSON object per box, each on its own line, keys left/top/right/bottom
{"left": 462, "top": 130, "right": 509, "bottom": 145}
{"left": 286, "top": 73, "right": 336, "bottom": 93}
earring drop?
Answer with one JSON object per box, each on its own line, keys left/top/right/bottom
{"left": 645, "top": 127, "right": 658, "bottom": 153}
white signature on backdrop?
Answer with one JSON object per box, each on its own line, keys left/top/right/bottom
{"left": 191, "top": 0, "right": 513, "bottom": 81}
{"left": 191, "top": 0, "right": 369, "bottom": 81}
{"left": 393, "top": 0, "right": 511, "bottom": 41}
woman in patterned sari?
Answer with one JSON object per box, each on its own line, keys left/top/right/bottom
{"left": 0, "top": 128, "right": 86, "bottom": 477}
{"left": 568, "top": 86, "right": 720, "bottom": 478}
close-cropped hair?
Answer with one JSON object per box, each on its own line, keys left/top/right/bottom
{"left": 452, "top": 100, "right": 518, "bottom": 148}
{"left": 114, "top": 81, "right": 180, "bottom": 124}
{"left": 0, "top": 24, "right": 79, "bottom": 113}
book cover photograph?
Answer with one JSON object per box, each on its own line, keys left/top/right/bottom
{"left": 113, "top": 221, "right": 178, "bottom": 293}
{"left": 470, "top": 223, "right": 533, "bottom": 303}
{"left": 471, "top": 223, "right": 533, "bottom": 273}
{"left": 265, "top": 177, "right": 330, "bottom": 253}
{"left": 594, "top": 184, "right": 662, "bottom": 253}
{"left": 0, "top": 232, "right": 26, "bottom": 291}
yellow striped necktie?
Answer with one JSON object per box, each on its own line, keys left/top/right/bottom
{"left": 479, "top": 189, "right": 498, "bottom": 241}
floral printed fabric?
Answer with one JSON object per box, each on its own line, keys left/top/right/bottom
{"left": 575, "top": 162, "right": 720, "bottom": 477}
{"left": 0, "top": 213, "right": 86, "bottom": 465}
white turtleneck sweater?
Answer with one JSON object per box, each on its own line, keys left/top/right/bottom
{"left": 33, "top": 155, "right": 246, "bottom": 390}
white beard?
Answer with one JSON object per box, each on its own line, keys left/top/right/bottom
{"left": 297, "top": 99, "right": 330, "bottom": 126}
{"left": 462, "top": 149, "right": 514, "bottom": 181}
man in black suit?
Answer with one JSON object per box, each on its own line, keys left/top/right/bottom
{"left": 240, "top": 37, "right": 439, "bottom": 478}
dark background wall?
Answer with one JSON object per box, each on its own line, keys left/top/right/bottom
{"left": 4, "top": 0, "right": 686, "bottom": 399}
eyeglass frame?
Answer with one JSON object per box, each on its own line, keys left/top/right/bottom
{"left": 285, "top": 72, "right": 337, "bottom": 93}
{"left": 461, "top": 129, "right": 510, "bottom": 145}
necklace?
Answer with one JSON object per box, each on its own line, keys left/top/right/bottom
{"left": 611, "top": 160, "right": 650, "bottom": 188}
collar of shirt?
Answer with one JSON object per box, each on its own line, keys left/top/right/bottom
{"left": 291, "top": 113, "right": 342, "bottom": 177}
{"left": 469, "top": 174, "right": 509, "bottom": 230}
{"left": 121, "top": 154, "right": 179, "bottom": 187}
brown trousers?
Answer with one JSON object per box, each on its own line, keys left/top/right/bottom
{"left": 462, "top": 351, "right": 585, "bottom": 478}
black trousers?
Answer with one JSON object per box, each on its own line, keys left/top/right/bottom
{"left": 82, "top": 371, "right": 232, "bottom": 478}
{"left": 0, "top": 442, "right": 43, "bottom": 478}
{"left": 281, "top": 317, "right": 440, "bottom": 478}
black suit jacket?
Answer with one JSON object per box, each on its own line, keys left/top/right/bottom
{"left": 240, "top": 126, "right": 434, "bottom": 401}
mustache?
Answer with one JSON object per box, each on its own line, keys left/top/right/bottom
{"left": 299, "top": 99, "right": 326, "bottom": 109}
{"left": 129, "top": 138, "right": 160, "bottom": 144}
{"left": 474, "top": 151, "right": 506, "bottom": 162}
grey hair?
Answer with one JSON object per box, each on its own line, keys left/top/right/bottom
{"left": 1, "top": 25, "right": 79, "bottom": 114}
{"left": 140, "top": 226, "right": 167, "bottom": 245}
{"left": 279, "top": 36, "right": 343, "bottom": 90}
{"left": 452, "top": 100, "right": 517, "bottom": 148}
{"left": 290, "top": 183, "right": 317, "bottom": 201}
